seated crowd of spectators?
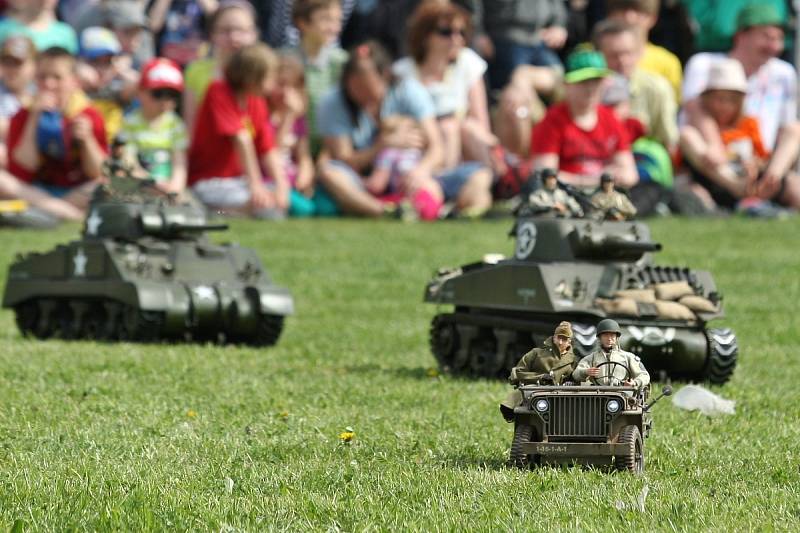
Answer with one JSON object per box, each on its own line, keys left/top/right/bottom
{"left": 0, "top": 0, "right": 797, "bottom": 224}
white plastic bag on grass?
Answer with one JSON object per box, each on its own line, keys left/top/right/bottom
{"left": 672, "top": 385, "right": 735, "bottom": 416}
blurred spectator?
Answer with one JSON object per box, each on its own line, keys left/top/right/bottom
{"left": 183, "top": 0, "right": 258, "bottom": 133}
{"left": 266, "top": 51, "right": 337, "bottom": 216}
{"left": 680, "top": 58, "right": 768, "bottom": 210}
{"left": 148, "top": 0, "right": 218, "bottom": 67}
{"left": 287, "top": 0, "right": 348, "bottom": 157}
{"left": 682, "top": 5, "right": 800, "bottom": 208}
{"left": 531, "top": 49, "right": 638, "bottom": 189}
{"left": 317, "top": 41, "right": 492, "bottom": 219}
{"left": 594, "top": 19, "right": 677, "bottom": 150}
{"left": 394, "top": 1, "right": 496, "bottom": 171}
{"left": 120, "top": 58, "right": 188, "bottom": 195}
{"left": 77, "top": 27, "right": 139, "bottom": 143}
{"left": 262, "top": 0, "right": 355, "bottom": 49}
{"left": 473, "top": 0, "right": 567, "bottom": 93}
{"left": 602, "top": 73, "right": 645, "bottom": 142}
{"left": 72, "top": 1, "right": 156, "bottom": 69}
{"left": 605, "top": 0, "right": 682, "bottom": 102}
{"left": 188, "top": 44, "right": 291, "bottom": 219}
{"left": 682, "top": 0, "right": 788, "bottom": 53}
{"left": 58, "top": 0, "right": 100, "bottom": 28}
{"left": 0, "top": 0, "right": 78, "bottom": 54}
{"left": 0, "top": 47, "right": 107, "bottom": 220}
{"left": 0, "top": 35, "right": 36, "bottom": 169}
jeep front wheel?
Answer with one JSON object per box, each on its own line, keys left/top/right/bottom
{"left": 615, "top": 425, "right": 644, "bottom": 474}
{"left": 510, "top": 423, "right": 534, "bottom": 468}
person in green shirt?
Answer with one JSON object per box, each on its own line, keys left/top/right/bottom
{"left": 287, "top": 0, "right": 349, "bottom": 157}
{"left": 120, "top": 58, "right": 188, "bottom": 196}
{"left": 0, "top": 0, "right": 78, "bottom": 54}
{"left": 682, "top": 0, "right": 788, "bottom": 53}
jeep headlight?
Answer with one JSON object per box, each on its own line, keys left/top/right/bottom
{"left": 606, "top": 399, "right": 621, "bottom": 413}
{"left": 534, "top": 399, "right": 549, "bottom": 413}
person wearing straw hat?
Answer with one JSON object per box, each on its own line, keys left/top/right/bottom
{"left": 682, "top": 4, "right": 800, "bottom": 209}
{"left": 530, "top": 48, "right": 638, "bottom": 191}
{"left": 680, "top": 58, "right": 770, "bottom": 211}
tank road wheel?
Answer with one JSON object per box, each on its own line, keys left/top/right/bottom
{"left": 704, "top": 328, "right": 738, "bottom": 385}
{"left": 509, "top": 423, "right": 538, "bottom": 468}
{"left": 615, "top": 425, "right": 644, "bottom": 474}
{"left": 116, "top": 306, "right": 164, "bottom": 342}
{"left": 430, "top": 316, "right": 458, "bottom": 370}
{"left": 51, "top": 302, "right": 77, "bottom": 340}
{"left": 32, "top": 300, "right": 57, "bottom": 339}
{"left": 469, "top": 335, "right": 503, "bottom": 378}
{"left": 250, "top": 313, "right": 284, "bottom": 347}
{"left": 82, "top": 303, "right": 110, "bottom": 341}
{"left": 14, "top": 301, "right": 38, "bottom": 337}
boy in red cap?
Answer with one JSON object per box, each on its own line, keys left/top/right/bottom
{"left": 119, "top": 58, "right": 188, "bottom": 195}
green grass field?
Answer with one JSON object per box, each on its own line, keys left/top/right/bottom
{"left": 0, "top": 217, "right": 798, "bottom": 531}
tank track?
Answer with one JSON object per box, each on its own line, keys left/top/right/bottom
{"left": 703, "top": 328, "right": 738, "bottom": 384}
{"left": 430, "top": 313, "right": 738, "bottom": 382}
{"left": 430, "top": 313, "right": 596, "bottom": 379}
{"left": 13, "top": 298, "right": 284, "bottom": 347}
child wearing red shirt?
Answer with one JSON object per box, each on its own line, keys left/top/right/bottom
{"left": 531, "top": 49, "right": 638, "bottom": 190}
{"left": 0, "top": 47, "right": 107, "bottom": 221}
{"left": 188, "top": 43, "right": 290, "bottom": 219}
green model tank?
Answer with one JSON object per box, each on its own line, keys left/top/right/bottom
{"left": 2, "top": 173, "right": 293, "bottom": 345}
{"left": 425, "top": 173, "right": 738, "bottom": 384}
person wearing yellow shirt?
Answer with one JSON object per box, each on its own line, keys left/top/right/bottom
{"left": 605, "top": 0, "right": 682, "bottom": 103}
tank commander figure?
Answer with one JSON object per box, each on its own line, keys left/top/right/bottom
{"left": 500, "top": 321, "right": 577, "bottom": 421}
{"left": 573, "top": 319, "right": 649, "bottom": 388}
{"left": 590, "top": 173, "right": 636, "bottom": 220}
{"left": 529, "top": 168, "right": 583, "bottom": 217}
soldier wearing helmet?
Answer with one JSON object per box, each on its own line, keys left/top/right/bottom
{"left": 528, "top": 169, "right": 584, "bottom": 217}
{"left": 573, "top": 319, "right": 650, "bottom": 388}
{"left": 500, "top": 321, "right": 578, "bottom": 421}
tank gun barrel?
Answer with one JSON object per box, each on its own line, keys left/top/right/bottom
{"left": 166, "top": 222, "right": 229, "bottom": 233}
{"left": 572, "top": 234, "right": 662, "bottom": 259}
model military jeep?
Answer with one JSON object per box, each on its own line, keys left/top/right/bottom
{"left": 509, "top": 371, "right": 672, "bottom": 474}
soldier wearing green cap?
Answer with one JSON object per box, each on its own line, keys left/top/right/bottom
{"left": 500, "top": 321, "right": 577, "bottom": 421}
{"left": 573, "top": 319, "right": 650, "bottom": 388}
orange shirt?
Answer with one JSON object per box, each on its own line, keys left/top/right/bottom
{"left": 720, "top": 116, "right": 769, "bottom": 160}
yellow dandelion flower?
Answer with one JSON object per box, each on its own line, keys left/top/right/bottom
{"left": 187, "top": 409, "right": 197, "bottom": 419}
{"left": 279, "top": 411, "right": 289, "bottom": 420}
{"left": 339, "top": 431, "right": 355, "bottom": 443}
{"left": 426, "top": 367, "right": 440, "bottom": 378}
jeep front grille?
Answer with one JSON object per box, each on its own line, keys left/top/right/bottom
{"left": 546, "top": 396, "right": 607, "bottom": 438}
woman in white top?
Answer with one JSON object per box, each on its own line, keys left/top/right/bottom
{"left": 393, "top": 1, "right": 497, "bottom": 171}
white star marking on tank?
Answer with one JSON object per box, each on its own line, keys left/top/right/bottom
{"left": 86, "top": 210, "right": 103, "bottom": 235}
{"left": 73, "top": 248, "right": 88, "bottom": 276}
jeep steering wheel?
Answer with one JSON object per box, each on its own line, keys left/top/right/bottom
{"left": 589, "top": 361, "right": 632, "bottom": 386}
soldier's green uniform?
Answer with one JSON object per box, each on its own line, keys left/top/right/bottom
{"left": 500, "top": 322, "right": 577, "bottom": 421}
{"left": 590, "top": 189, "right": 637, "bottom": 220}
